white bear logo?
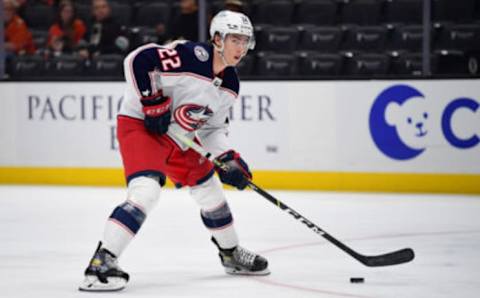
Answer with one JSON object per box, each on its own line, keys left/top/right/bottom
{"left": 385, "top": 96, "right": 430, "bottom": 150}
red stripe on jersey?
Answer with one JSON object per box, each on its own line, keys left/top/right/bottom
{"left": 108, "top": 218, "right": 135, "bottom": 236}
{"left": 161, "top": 72, "right": 238, "bottom": 98}
{"left": 161, "top": 71, "right": 211, "bottom": 83}
{"left": 219, "top": 86, "right": 238, "bottom": 98}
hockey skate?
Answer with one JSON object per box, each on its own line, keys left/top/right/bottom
{"left": 78, "top": 242, "right": 129, "bottom": 292}
{"left": 212, "top": 237, "right": 270, "bottom": 276}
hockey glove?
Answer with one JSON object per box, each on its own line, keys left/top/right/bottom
{"left": 141, "top": 93, "right": 172, "bottom": 136}
{"left": 215, "top": 150, "right": 252, "bottom": 190}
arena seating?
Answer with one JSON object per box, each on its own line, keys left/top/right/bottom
{"left": 6, "top": 0, "right": 480, "bottom": 79}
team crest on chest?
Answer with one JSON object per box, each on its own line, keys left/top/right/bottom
{"left": 194, "top": 46, "right": 209, "bottom": 62}
{"left": 174, "top": 104, "right": 214, "bottom": 131}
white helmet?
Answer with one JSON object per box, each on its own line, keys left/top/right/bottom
{"left": 209, "top": 10, "right": 255, "bottom": 50}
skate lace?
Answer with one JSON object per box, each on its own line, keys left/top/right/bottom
{"left": 233, "top": 246, "right": 256, "bottom": 267}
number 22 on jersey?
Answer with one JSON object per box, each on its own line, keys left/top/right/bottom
{"left": 157, "top": 48, "right": 182, "bottom": 71}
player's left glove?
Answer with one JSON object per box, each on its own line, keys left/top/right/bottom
{"left": 215, "top": 150, "right": 252, "bottom": 190}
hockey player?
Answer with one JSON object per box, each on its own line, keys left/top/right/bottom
{"left": 79, "top": 10, "right": 269, "bottom": 292}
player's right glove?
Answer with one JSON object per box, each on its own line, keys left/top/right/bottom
{"left": 141, "top": 92, "right": 172, "bottom": 136}
{"left": 215, "top": 150, "right": 252, "bottom": 190}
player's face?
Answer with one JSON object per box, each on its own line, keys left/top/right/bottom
{"left": 223, "top": 34, "right": 250, "bottom": 66}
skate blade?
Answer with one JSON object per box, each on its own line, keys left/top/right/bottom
{"left": 225, "top": 267, "right": 271, "bottom": 276}
{"left": 78, "top": 275, "right": 127, "bottom": 292}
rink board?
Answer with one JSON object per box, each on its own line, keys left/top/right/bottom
{"left": 0, "top": 80, "right": 479, "bottom": 193}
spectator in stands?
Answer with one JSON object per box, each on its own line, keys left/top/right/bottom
{"left": 224, "top": 0, "right": 244, "bottom": 12}
{"left": 170, "top": 0, "right": 200, "bottom": 41}
{"left": 3, "top": 0, "right": 36, "bottom": 55}
{"left": 47, "top": 0, "right": 86, "bottom": 57}
{"left": 78, "top": 0, "right": 129, "bottom": 59}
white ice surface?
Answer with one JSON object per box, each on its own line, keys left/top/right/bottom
{"left": 0, "top": 185, "right": 479, "bottom": 298}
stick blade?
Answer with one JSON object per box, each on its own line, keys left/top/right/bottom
{"left": 360, "top": 248, "right": 415, "bottom": 267}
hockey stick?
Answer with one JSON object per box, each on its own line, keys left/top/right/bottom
{"left": 172, "top": 133, "right": 415, "bottom": 267}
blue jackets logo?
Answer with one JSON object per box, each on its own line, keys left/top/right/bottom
{"left": 174, "top": 104, "right": 214, "bottom": 132}
{"left": 369, "top": 84, "right": 479, "bottom": 160}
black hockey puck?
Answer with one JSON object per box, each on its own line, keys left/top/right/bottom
{"left": 350, "top": 277, "right": 365, "bottom": 283}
